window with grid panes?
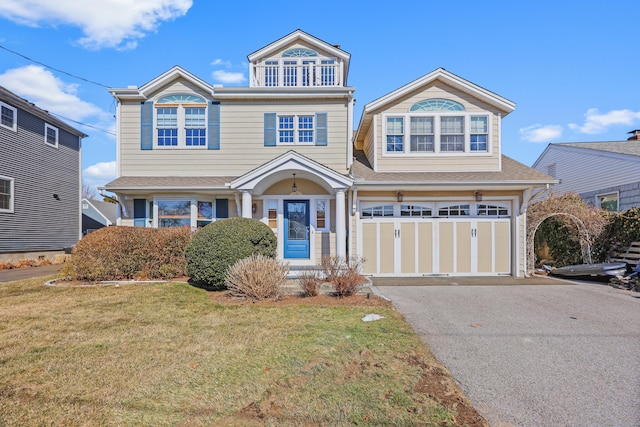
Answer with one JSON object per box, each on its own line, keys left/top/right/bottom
{"left": 386, "top": 117, "right": 404, "bottom": 152}
{"left": 410, "top": 117, "right": 434, "bottom": 152}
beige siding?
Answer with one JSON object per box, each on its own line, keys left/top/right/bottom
{"left": 369, "top": 82, "right": 502, "bottom": 172}
{"left": 314, "top": 231, "right": 335, "bottom": 262}
{"left": 118, "top": 86, "right": 350, "bottom": 177}
{"left": 263, "top": 178, "right": 328, "bottom": 195}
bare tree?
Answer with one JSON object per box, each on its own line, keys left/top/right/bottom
{"left": 82, "top": 184, "right": 99, "bottom": 200}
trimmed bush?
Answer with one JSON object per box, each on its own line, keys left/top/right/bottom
{"left": 225, "top": 254, "right": 289, "bottom": 300}
{"left": 185, "top": 218, "right": 277, "bottom": 288}
{"left": 67, "top": 226, "right": 192, "bottom": 281}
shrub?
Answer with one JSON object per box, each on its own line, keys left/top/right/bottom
{"left": 592, "top": 207, "right": 640, "bottom": 262}
{"left": 67, "top": 226, "right": 192, "bottom": 281}
{"left": 322, "top": 256, "right": 368, "bottom": 297}
{"left": 534, "top": 217, "right": 583, "bottom": 267}
{"left": 225, "top": 254, "right": 289, "bottom": 300}
{"left": 185, "top": 218, "right": 277, "bottom": 288}
{"left": 297, "top": 268, "right": 321, "bottom": 297}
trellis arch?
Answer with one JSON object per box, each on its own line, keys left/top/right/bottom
{"left": 525, "top": 193, "right": 608, "bottom": 275}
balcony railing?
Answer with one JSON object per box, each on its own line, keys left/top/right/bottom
{"left": 251, "top": 61, "right": 343, "bottom": 88}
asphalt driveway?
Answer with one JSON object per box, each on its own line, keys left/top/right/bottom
{"left": 0, "top": 264, "right": 62, "bottom": 283}
{"left": 374, "top": 278, "right": 640, "bottom": 427}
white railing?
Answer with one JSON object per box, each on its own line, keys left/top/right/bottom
{"left": 251, "top": 61, "right": 343, "bottom": 88}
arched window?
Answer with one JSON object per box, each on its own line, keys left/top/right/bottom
{"left": 410, "top": 99, "right": 465, "bottom": 112}
{"left": 282, "top": 48, "right": 318, "bottom": 57}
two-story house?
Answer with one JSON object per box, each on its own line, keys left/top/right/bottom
{"left": 105, "top": 30, "right": 554, "bottom": 277}
{"left": 0, "top": 86, "right": 86, "bottom": 262}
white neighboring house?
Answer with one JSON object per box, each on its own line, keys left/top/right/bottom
{"left": 532, "top": 130, "right": 640, "bottom": 212}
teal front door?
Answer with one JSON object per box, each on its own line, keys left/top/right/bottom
{"left": 284, "top": 200, "right": 310, "bottom": 259}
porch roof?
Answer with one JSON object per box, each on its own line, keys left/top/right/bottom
{"left": 103, "top": 176, "right": 234, "bottom": 192}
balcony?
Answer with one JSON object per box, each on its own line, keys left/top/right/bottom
{"left": 251, "top": 60, "right": 344, "bottom": 88}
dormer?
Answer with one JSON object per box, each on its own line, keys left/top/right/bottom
{"left": 247, "top": 30, "right": 351, "bottom": 88}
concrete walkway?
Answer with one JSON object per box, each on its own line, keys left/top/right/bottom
{"left": 0, "top": 264, "right": 63, "bottom": 283}
{"left": 375, "top": 280, "right": 640, "bottom": 427}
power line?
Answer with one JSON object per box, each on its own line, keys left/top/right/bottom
{"left": 48, "top": 111, "right": 116, "bottom": 136}
{"left": 0, "top": 44, "right": 111, "bottom": 88}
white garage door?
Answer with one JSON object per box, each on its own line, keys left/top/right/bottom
{"left": 360, "top": 202, "right": 511, "bottom": 276}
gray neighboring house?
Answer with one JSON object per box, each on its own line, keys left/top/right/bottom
{"left": 0, "top": 86, "right": 87, "bottom": 262}
{"left": 532, "top": 130, "right": 640, "bottom": 212}
{"left": 82, "top": 198, "right": 117, "bottom": 235}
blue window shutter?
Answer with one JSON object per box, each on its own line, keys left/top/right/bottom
{"left": 316, "top": 112, "right": 328, "bottom": 146}
{"left": 133, "top": 198, "right": 147, "bottom": 227}
{"left": 264, "top": 113, "right": 276, "bottom": 146}
{"left": 140, "top": 102, "right": 153, "bottom": 150}
{"left": 216, "top": 198, "right": 229, "bottom": 219}
{"left": 208, "top": 101, "right": 220, "bottom": 150}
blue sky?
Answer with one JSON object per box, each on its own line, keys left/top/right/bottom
{"left": 1, "top": 0, "right": 639, "bottom": 191}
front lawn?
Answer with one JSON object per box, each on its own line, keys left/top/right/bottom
{"left": 0, "top": 277, "right": 485, "bottom": 426}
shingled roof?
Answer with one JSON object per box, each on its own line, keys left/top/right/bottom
{"left": 351, "top": 151, "right": 555, "bottom": 189}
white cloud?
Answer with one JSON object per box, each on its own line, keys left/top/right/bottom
{"left": 83, "top": 161, "right": 117, "bottom": 188}
{"left": 0, "top": 65, "right": 108, "bottom": 121}
{"left": 0, "top": 0, "right": 192, "bottom": 50}
{"left": 211, "top": 58, "right": 231, "bottom": 67}
{"left": 568, "top": 108, "right": 640, "bottom": 134}
{"left": 519, "top": 124, "right": 563, "bottom": 143}
{"left": 212, "top": 70, "right": 246, "bottom": 84}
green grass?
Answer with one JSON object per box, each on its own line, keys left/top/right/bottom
{"left": 0, "top": 276, "right": 462, "bottom": 426}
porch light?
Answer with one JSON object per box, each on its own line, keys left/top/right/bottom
{"left": 291, "top": 173, "right": 298, "bottom": 193}
{"left": 396, "top": 191, "right": 403, "bottom": 202}
{"left": 475, "top": 191, "right": 483, "bottom": 201}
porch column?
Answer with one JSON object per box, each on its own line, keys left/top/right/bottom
{"left": 241, "top": 191, "right": 252, "bottom": 218}
{"left": 335, "top": 189, "right": 346, "bottom": 258}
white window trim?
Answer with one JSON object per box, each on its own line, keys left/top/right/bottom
{"left": 314, "top": 198, "right": 330, "bottom": 231}
{"left": 595, "top": 191, "right": 619, "bottom": 212}
{"left": 0, "top": 175, "right": 15, "bottom": 213}
{"left": 276, "top": 114, "right": 315, "bottom": 146}
{"left": 0, "top": 101, "right": 17, "bottom": 132}
{"left": 381, "top": 112, "right": 492, "bottom": 157}
{"left": 44, "top": 123, "right": 59, "bottom": 148}
{"left": 154, "top": 104, "right": 208, "bottom": 149}
{"left": 358, "top": 200, "right": 511, "bottom": 219}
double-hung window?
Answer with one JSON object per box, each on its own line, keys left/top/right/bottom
{"left": 157, "top": 107, "right": 178, "bottom": 146}
{"left": 0, "top": 176, "right": 14, "bottom": 213}
{"left": 185, "top": 108, "right": 206, "bottom": 146}
{"left": 278, "top": 115, "right": 314, "bottom": 144}
{"left": 410, "top": 117, "right": 434, "bottom": 152}
{"left": 44, "top": 123, "right": 59, "bottom": 148}
{"left": 1, "top": 101, "right": 17, "bottom": 131}
{"left": 440, "top": 116, "right": 464, "bottom": 152}
{"left": 155, "top": 95, "right": 207, "bottom": 148}
{"left": 386, "top": 117, "right": 404, "bottom": 152}
{"left": 470, "top": 116, "right": 488, "bottom": 152}
{"left": 384, "top": 98, "right": 491, "bottom": 155}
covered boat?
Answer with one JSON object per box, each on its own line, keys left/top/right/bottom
{"left": 548, "top": 262, "right": 628, "bottom": 278}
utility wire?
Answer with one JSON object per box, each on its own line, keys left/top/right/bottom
{"left": 48, "top": 111, "right": 116, "bottom": 136}
{"left": 0, "top": 44, "right": 111, "bottom": 88}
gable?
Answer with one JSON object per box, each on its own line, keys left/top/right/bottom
{"left": 247, "top": 29, "right": 350, "bottom": 64}
{"left": 355, "top": 68, "right": 514, "bottom": 150}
